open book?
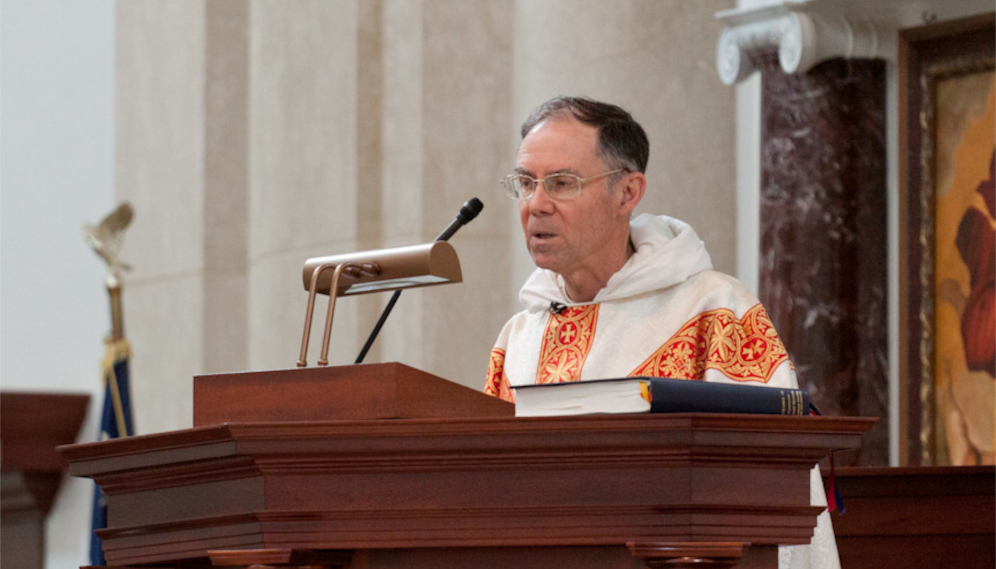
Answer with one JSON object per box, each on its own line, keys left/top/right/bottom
{"left": 512, "top": 377, "right": 809, "bottom": 418}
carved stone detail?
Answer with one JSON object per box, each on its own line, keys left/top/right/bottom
{"left": 716, "top": 3, "right": 888, "bottom": 84}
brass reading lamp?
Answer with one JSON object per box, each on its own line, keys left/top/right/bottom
{"left": 297, "top": 241, "right": 462, "bottom": 367}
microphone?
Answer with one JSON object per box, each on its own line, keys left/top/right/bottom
{"left": 354, "top": 198, "right": 484, "bottom": 364}
{"left": 435, "top": 198, "right": 484, "bottom": 241}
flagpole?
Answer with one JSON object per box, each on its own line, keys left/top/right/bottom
{"left": 84, "top": 202, "right": 135, "bottom": 567}
{"left": 108, "top": 283, "right": 124, "bottom": 342}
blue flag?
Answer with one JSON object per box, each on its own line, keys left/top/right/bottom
{"left": 90, "top": 339, "right": 134, "bottom": 566}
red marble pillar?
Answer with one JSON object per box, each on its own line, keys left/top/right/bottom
{"left": 759, "top": 56, "right": 888, "bottom": 466}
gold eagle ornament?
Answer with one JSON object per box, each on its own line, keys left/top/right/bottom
{"left": 83, "top": 202, "right": 134, "bottom": 289}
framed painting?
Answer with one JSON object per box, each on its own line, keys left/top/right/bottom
{"left": 900, "top": 13, "right": 995, "bottom": 466}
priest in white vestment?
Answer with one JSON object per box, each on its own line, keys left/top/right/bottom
{"left": 482, "top": 96, "right": 841, "bottom": 569}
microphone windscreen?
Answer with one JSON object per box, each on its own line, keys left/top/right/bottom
{"left": 458, "top": 198, "right": 484, "bottom": 223}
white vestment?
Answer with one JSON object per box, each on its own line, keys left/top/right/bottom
{"left": 484, "top": 214, "right": 841, "bottom": 569}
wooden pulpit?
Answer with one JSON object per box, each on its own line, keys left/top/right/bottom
{"left": 825, "top": 465, "right": 996, "bottom": 569}
{"left": 59, "top": 363, "right": 874, "bottom": 569}
{"left": 2, "top": 392, "right": 90, "bottom": 569}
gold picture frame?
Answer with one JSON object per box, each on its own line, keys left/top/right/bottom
{"left": 899, "top": 13, "right": 995, "bottom": 466}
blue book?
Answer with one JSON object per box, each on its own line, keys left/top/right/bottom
{"left": 512, "top": 377, "right": 809, "bottom": 417}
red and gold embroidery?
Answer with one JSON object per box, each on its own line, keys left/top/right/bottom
{"left": 628, "top": 304, "right": 790, "bottom": 383}
{"left": 483, "top": 348, "right": 514, "bottom": 402}
{"left": 535, "top": 305, "right": 599, "bottom": 384}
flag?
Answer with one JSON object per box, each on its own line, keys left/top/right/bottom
{"left": 90, "top": 338, "right": 134, "bottom": 566}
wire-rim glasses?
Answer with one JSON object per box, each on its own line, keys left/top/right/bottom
{"left": 500, "top": 169, "right": 627, "bottom": 201}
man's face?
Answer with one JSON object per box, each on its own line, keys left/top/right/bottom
{"left": 516, "top": 117, "right": 629, "bottom": 281}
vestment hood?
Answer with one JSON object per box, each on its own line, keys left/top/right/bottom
{"left": 518, "top": 214, "right": 714, "bottom": 311}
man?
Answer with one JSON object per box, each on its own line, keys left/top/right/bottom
{"left": 483, "top": 96, "right": 839, "bottom": 569}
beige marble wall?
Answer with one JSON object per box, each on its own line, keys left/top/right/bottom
{"left": 117, "top": 0, "right": 206, "bottom": 433}
{"left": 381, "top": 0, "right": 516, "bottom": 379}
{"left": 247, "top": 0, "right": 364, "bottom": 370}
{"left": 116, "top": 0, "right": 734, "bottom": 433}
{"left": 205, "top": 0, "right": 249, "bottom": 374}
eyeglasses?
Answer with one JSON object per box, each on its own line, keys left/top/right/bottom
{"left": 500, "top": 169, "right": 627, "bottom": 201}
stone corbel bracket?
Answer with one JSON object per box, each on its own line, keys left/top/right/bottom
{"left": 716, "top": 2, "right": 892, "bottom": 84}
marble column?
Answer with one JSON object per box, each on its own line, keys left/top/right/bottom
{"left": 759, "top": 55, "right": 888, "bottom": 466}
{"left": 716, "top": 3, "right": 891, "bottom": 465}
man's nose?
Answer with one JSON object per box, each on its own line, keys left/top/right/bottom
{"left": 528, "top": 182, "right": 556, "bottom": 214}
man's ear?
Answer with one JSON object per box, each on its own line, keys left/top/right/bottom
{"left": 618, "top": 171, "right": 646, "bottom": 216}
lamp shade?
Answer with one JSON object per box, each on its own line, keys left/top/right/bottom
{"left": 301, "top": 241, "right": 462, "bottom": 297}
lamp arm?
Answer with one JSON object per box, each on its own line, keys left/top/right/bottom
{"left": 297, "top": 263, "right": 337, "bottom": 367}
{"left": 317, "top": 262, "right": 362, "bottom": 366}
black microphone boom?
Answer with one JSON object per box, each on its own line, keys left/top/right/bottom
{"left": 354, "top": 198, "right": 484, "bottom": 364}
{"left": 435, "top": 197, "right": 484, "bottom": 241}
